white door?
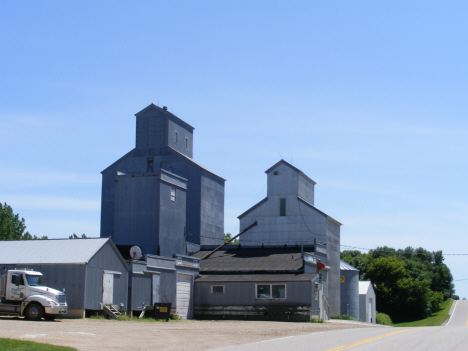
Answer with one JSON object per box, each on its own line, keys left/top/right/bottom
{"left": 176, "top": 274, "right": 192, "bottom": 319}
{"left": 102, "top": 272, "right": 114, "bottom": 306}
{"left": 152, "top": 274, "right": 160, "bottom": 305}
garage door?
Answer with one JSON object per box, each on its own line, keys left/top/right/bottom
{"left": 176, "top": 274, "right": 193, "bottom": 319}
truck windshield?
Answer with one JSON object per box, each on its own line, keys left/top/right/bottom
{"left": 25, "top": 275, "right": 43, "bottom": 286}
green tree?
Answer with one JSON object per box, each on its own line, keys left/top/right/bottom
{"left": 223, "top": 233, "right": 238, "bottom": 245}
{"left": 0, "top": 202, "right": 46, "bottom": 240}
{"left": 341, "top": 246, "right": 454, "bottom": 323}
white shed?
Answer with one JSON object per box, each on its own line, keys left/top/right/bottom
{"left": 359, "top": 281, "right": 376, "bottom": 323}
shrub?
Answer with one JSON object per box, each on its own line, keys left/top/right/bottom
{"left": 307, "top": 318, "right": 324, "bottom": 323}
{"left": 376, "top": 312, "right": 393, "bottom": 326}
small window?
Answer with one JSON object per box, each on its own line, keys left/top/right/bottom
{"left": 160, "top": 161, "right": 166, "bottom": 170}
{"left": 256, "top": 284, "right": 286, "bottom": 299}
{"left": 185, "top": 138, "right": 188, "bottom": 149}
{"left": 147, "top": 157, "right": 153, "bottom": 173}
{"left": 11, "top": 274, "right": 17, "bottom": 284}
{"left": 211, "top": 285, "right": 224, "bottom": 295}
{"left": 175, "top": 132, "right": 178, "bottom": 143}
{"left": 171, "top": 186, "right": 176, "bottom": 202}
{"left": 280, "top": 198, "right": 286, "bottom": 216}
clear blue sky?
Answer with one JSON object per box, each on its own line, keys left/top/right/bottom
{"left": 1, "top": 1, "right": 468, "bottom": 297}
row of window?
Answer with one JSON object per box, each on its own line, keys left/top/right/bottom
{"left": 211, "top": 284, "right": 287, "bottom": 300}
{"left": 175, "top": 132, "right": 189, "bottom": 149}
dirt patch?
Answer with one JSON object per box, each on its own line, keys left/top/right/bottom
{"left": 0, "top": 317, "right": 372, "bottom": 351}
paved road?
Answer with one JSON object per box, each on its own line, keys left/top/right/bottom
{"left": 216, "top": 301, "right": 468, "bottom": 351}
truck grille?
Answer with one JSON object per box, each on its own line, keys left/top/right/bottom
{"left": 57, "top": 294, "right": 66, "bottom": 304}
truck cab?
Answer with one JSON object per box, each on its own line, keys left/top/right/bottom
{"left": 0, "top": 268, "right": 67, "bottom": 321}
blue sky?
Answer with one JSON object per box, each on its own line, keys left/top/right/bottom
{"left": 1, "top": 1, "right": 468, "bottom": 297}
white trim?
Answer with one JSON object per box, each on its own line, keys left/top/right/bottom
{"left": 103, "top": 270, "right": 122, "bottom": 275}
{"left": 211, "top": 285, "right": 225, "bottom": 295}
{"left": 143, "top": 270, "right": 161, "bottom": 275}
{"left": 255, "top": 283, "right": 287, "bottom": 300}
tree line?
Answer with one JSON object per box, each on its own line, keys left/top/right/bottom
{"left": 0, "top": 202, "right": 47, "bottom": 240}
{"left": 0, "top": 202, "right": 88, "bottom": 241}
{"left": 341, "top": 246, "right": 455, "bottom": 323}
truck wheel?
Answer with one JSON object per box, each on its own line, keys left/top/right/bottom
{"left": 25, "top": 303, "right": 44, "bottom": 321}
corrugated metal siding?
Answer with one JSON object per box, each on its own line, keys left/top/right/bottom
{"left": 340, "top": 270, "right": 359, "bottom": 320}
{"left": 159, "top": 180, "right": 187, "bottom": 257}
{"left": 0, "top": 238, "right": 108, "bottom": 264}
{"left": 326, "top": 218, "right": 341, "bottom": 317}
{"left": 85, "top": 241, "right": 129, "bottom": 310}
{"left": 100, "top": 105, "right": 225, "bottom": 253}
{"left": 113, "top": 175, "right": 161, "bottom": 256}
{"left": 194, "top": 281, "right": 313, "bottom": 306}
{"left": 131, "top": 274, "right": 152, "bottom": 310}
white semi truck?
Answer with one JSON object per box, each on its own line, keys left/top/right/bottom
{"left": 0, "top": 268, "right": 67, "bottom": 321}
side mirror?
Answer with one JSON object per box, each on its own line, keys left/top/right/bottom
{"left": 14, "top": 275, "right": 20, "bottom": 286}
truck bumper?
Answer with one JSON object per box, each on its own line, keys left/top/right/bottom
{"left": 44, "top": 305, "right": 68, "bottom": 315}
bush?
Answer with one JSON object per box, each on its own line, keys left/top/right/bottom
{"left": 307, "top": 318, "right": 324, "bottom": 323}
{"left": 376, "top": 312, "right": 393, "bottom": 326}
{"left": 427, "top": 290, "right": 444, "bottom": 314}
{"left": 331, "top": 315, "right": 355, "bottom": 320}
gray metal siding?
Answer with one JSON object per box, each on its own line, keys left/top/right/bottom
{"left": 0, "top": 263, "right": 86, "bottom": 310}
{"left": 200, "top": 172, "right": 224, "bottom": 245}
{"left": 100, "top": 106, "right": 225, "bottom": 253}
{"left": 326, "top": 219, "right": 341, "bottom": 317}
{"left": 113, "top": 175, "right": 161, "bottom": 256}
{"left": 136, "top": 108, "right": 168, "bottom": 150}
{"left": 340, "top": 270, "right": 359, "bottom": 320}
{"left": 159, "top": 180, "right": 186, "bottom": 257}
{"left": 167, "top": 118, "right": 193, "bottom": 158}
{"left": 131, "top": 274, "right": 152, "bottom": 310}
{"left": 85, "top": 242, "right": 129, "bottom": 310}
{"left": 239, "top": 195, "right": 328, "bottom": 247}
{"left": 194, "top": 281, "right": 312, "bottom": 306}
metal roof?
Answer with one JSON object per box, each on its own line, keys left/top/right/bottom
{"left": 196, "top": 273, "right": 318, "bottom": 283}
{"left": 340, "top": 260, "right": 359, "bottom": 271}
{"left": 0, "top": 238, "right": 111, "bottom": 264}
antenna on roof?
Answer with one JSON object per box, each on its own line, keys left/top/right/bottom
{"left": 278, "top": 152, "right": 283, "bottom": 160}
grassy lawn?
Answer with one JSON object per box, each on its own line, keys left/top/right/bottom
{"left": 394, "top": 299, "right": 453, "bottom": 327}
{"left": 0, "top": 338, "right": 76, "bottom": 351}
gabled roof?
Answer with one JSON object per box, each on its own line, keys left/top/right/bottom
{"left": 298, "top": 196, "right": 342, "bottom": 226}
{"left": 265, "top": 160, "right": 316, "bottom": 185}
{"left": 168, "top": 146, "right": 226, "bottom": 181}
{"left": 192, "top": 247, "right": 312, "bottom": 273}
{"left": 0, "top": 238, "right": 123, "bottom": 265}
{"left": 135, "top": 103, "right": 194, "bottom": 131}
{"left": 238, "top": 197, "right": 268, "bottom": 219}
{"left": 340, "top": 260, "right": 359, "bottom": 271}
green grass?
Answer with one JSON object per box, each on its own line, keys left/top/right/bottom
{"left": 0, "top": 338, "right": 76, "bottom": 351}
{"left": 394, "top": 299, "right": 453, "bottom": 327}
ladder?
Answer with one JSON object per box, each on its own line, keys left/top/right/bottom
{"left": 103, "top": 305, "right": 121, "bottom": 319}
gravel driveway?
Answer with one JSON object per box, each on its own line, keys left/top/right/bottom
{"left": 0, "top": 317, "right": 371, "bottom": 351}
